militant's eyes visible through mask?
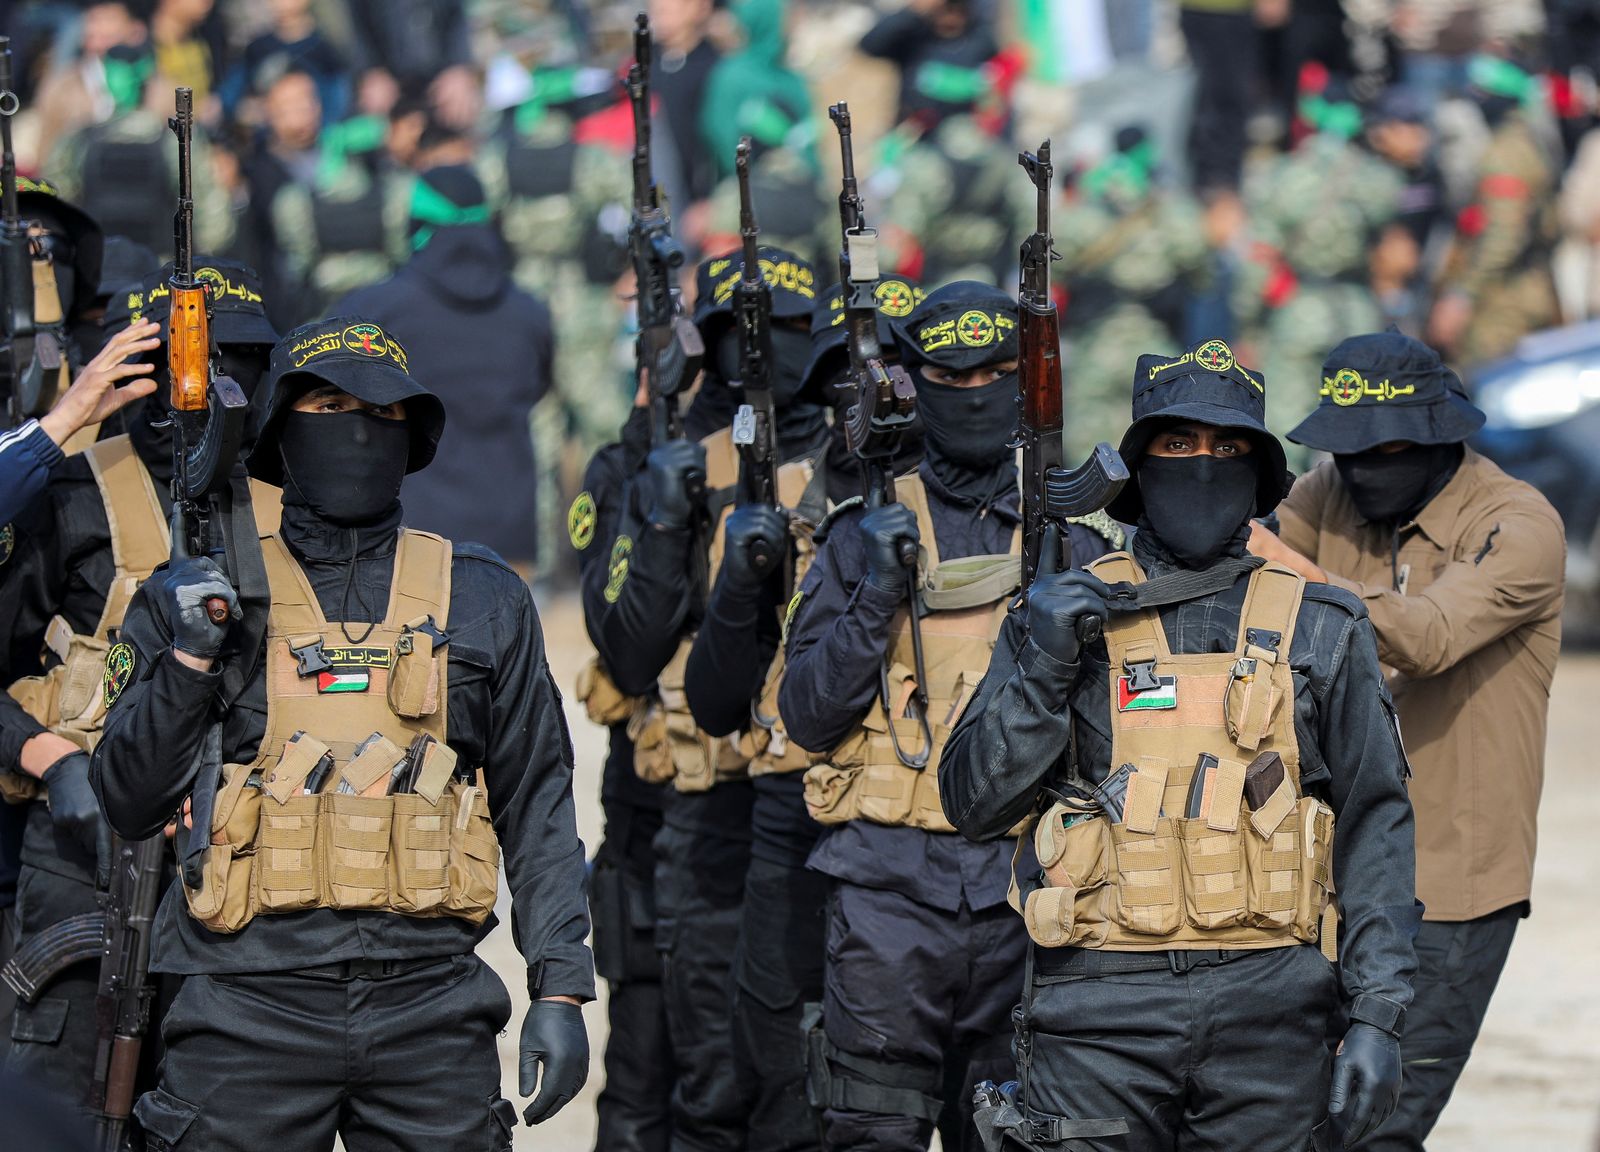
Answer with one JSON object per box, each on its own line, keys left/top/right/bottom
{"left": 912, "top": 369, "right": 1018, "bottom": 467}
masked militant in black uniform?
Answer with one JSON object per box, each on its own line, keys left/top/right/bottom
{"left": 581, "top": 243, "right": 826, "bottom": 1152}
{"left": 940, "top": 340, "right": 1419, "bottom": 1151}
{"left": 91, "top": 316, "right": 592, "bottom": 1150}
{"left": 778, "top": 281, "right": 1118, "bottom": 1152}
{"left": 0, "top": 257, "right": 278, "bottom": 1106}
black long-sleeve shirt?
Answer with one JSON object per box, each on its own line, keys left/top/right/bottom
{"left": 939, "top": 528, "right": 1419, "bottom": 1018}
{"left": 778, "top": 462, "right": 1111, "bottom": 910}
{"left": 91, "top": 501, "right": 595, "bottom": 999}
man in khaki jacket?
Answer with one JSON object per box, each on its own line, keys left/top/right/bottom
{"left": 1250, "top": 330, "right": 1565, "bottom": 1150}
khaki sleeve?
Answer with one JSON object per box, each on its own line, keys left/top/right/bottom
{"left": 1276, "top": 463, "right": 1334, "bottom": 557}
{"left": 1456, "top": 135, "right": 1544, "bottom": 303}
{"left": 1324, "top": 504, "right": 1566, "bottom": 679}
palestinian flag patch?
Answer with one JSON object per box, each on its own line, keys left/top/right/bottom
{"left": 317, "top": 670, "right": 370, "bottom": 694}
{"left": 1116, "top": 675, "right": 1177, "bottom": 712}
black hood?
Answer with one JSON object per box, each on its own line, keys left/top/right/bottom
{"left": 410, "top": 223, "right": 512, "bottom": 309}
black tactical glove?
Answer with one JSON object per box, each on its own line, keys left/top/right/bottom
{"left": 719, "top": 505, "right": 789, "bottom": 594}
{"left": 154, "top": 556, "right": 240, "bottom": 659}
{"left": 519, "top": 999, "right": 589, "bottom": 1125}
{"left": 858, "top": 503, "right": 919, "bottom": 594}
{"left": 644, "top": 439, "right": 707, "bottom": 531}
{"left": 1026, "top": 527, "right": 1111, "bottom": 666}
{"left": 42, "top": 751, "right": 104, "bottom": 863}
{"left": 1328, "top": 1022, "right": 1403, "bottom": 1146}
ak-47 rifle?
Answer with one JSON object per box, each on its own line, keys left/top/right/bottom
{"left": 0, "top": 37, "right": 35, "bottom": 426}
{"left": 830, "top": 101, "right": 929, "bottom": 769}
{"left": 89, "top": 834, "right": 163, "bottom": 1150}
{"left": 628, "top": 14, "right": 706, "bottom": 591}
{"left": 730, "top": 137, "right": 782, "bottom": 582}
{"left": 1015, "top": 140, "right": 1128, "bottom": 638}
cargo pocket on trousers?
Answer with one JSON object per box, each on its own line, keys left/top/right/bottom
{"left": 132, "top": 1087, "right": 200, "bottom": 1150}
{"left": 489, "top": 1095, "right": 518, "bottom": 1151}
{"left": 9, "top": 995, "right": 67, "bottom": 1044}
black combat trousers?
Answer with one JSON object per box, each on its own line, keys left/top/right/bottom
{"left": 1179, "top": 7, "right": 1257, "bottom": 194}
{"left": 132, "top": 954, "right": 516, "bottom": 1152}
{"left": 1354, "top": 904, "right": 1521, "bottom": 1151}
{"left": 592, "top": 799, "right": 676, "bottom": 1152}
{"left": 1017, "top": 944, "right": 1338, "bottom": 1151}
{"left": 734, "top": 857, "right": 830, "bottom": 1152}
{"left": 813, "top": 882, "right": 1024, "bottom": 1152}
{"left": 3, "top": 856, "right": 100, "bottom": 1103}
{"left": 656, "top": 820, "right": 754, "bottom": 1152}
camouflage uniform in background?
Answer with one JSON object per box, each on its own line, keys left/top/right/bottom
{"left": 481, "top": 107, "right": 634, "bottom": 580}
{"left": 1056, "top": 177, "right": 1209, "bottom": 461}
{"left": 1236, "top": 132, "right": 1401, "bottom": 465}
{"left": 880, "top": 115, "right": 1032, "bottom": 288}
{"left": 47, "top": 109, "right": 235, "bottom": 261}
{"left": 272, "top": 121, "right": 412, "bottom": 323}
{"left": 1437, "top": 110, "right": 1560, "bottom": 365}
{"left": 704, "top": 146, "right": 832, "bottom": 274}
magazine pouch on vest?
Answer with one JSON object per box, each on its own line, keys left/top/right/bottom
{"left": 3, "top": 436, "right": 167, "bottom": 804}
{"left": 1017, "top": 552, "right": 1335, "bottom": 953}
{"left": 184, "top": 530, "right": 501, "bottom": 933}
{"left": 803, "top": 476, "right": 1020, "bottom": 833}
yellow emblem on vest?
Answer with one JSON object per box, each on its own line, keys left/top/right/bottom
{"left": 604, "top": 535, "right": 633, "bottom": 603}
{"left": 568, "top": 491, "right": 597, "bottom": 550}
{"left": 103, "top": 642, "right": 136, "bottom": 708}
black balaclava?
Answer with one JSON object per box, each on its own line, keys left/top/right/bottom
{"left": 1138, "top": 453, "right": 1260, "bottom": 568}
{"left": 126, "top": 392, "right": 173, "bottom": 485}
{"left": 278, "top": 410, "right": 411, "bottom": 525}
{"left": 913, "top": 366, "right": 1019, "bottom": 505}
{"left": 1334, "top": 442, "right": 1463, "bottom": 524}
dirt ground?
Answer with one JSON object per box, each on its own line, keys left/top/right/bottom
{"left": 479, "top": 594, "right": 1600, "bottom": 1150}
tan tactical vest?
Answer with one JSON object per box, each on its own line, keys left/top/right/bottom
{"left": 1017, "top": 553, "right": 1336, "bottom": 954}
{"left": 184, "top": 530, "right": 499, "bottom": 934}
{"left": 577, "top": 428, "right": 826, "bottom": 789}
{"left": 2, "top": 437, "right": 166, "bottom": 804}
{"left": 803, "top": 475, "right": 1020, "bottom": 833}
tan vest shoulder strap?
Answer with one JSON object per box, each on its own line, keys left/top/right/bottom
{"left": 388, "top": 530, "right": 453, "bottom": 630}
{"left": 1237, "top": 562, "right": 1305, "bottom": 660}
{"left": 776, "top": 456, "right": 814, "bottom": 510}
{"left": 900, "top": 474, "right": 940, "bottom": 571}
{"left": 1092, "top": 551, "right": 1170, "bottom": 666}
{"left": 250, "top": 480, "right": 283, "bottom": 538}
{"left": 261, "top": 534, "right": 326, "bottom": 636}
{"left": 85, "top": 435, "right": 169, "bottom": 582}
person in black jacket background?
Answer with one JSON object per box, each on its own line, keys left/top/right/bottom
{"left": 336, "top": 164, "right": 553, "bottom": 575}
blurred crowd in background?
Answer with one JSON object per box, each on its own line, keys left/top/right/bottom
{"left": 0, "top": 0, "right": 1594, "bottom": 582}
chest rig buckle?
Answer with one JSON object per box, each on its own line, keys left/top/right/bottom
{"left": 289, "top": 636, "right": 333, "bottom": 677}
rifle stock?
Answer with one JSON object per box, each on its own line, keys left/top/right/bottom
{"left": 829, "top": 102, "right": 929, "bottom": 770}
{"left": 91, "top": 835, "right": 163, "bottom": 1151}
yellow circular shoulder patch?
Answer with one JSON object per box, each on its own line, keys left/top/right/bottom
{"left": 604, "top": 535, "right": 633, "bottom": 604}
{"left": 568, "top": 491, "right": 598, "bottom": 550}
{"left": 0, "top": 522, "right": 12, "bottom": 566}
{"left": 103, "top": 642, "right": 137, "bottom": 709}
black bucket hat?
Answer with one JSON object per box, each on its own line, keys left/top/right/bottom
{"left": 107, "top": 258, "right": 280, "bottom": 348}
{"left": 890, "top": 280, "right": 1018, "bottom": 371}
{"left": 94, "top": 236, "right": 158, "bottom": 302}
{"left": 692, "top": 244, "right": 818, "bottom": 348}
{"left": 1108, "top": 338, "right": 1291, "bottom": 521}
{"left": 250, "top": 316, "right": 445, "bottom": 485}
{"left": 17, "top": 176, "right": 104, "bottom": 318}
{"left": 800, "top": 276, "right": 925, "bottom": 396}
{"left": 1289, "top": 331, "right": 1484, "bottom": 454}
